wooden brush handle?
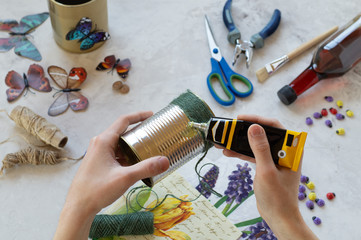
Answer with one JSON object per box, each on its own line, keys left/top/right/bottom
{"left": 287, "top": 26, "right": 338, "bottom": 60}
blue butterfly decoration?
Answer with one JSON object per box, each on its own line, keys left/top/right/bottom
{"left": 66, "top": 17, "right": 110, "bottom": 50}
{"left": 0, "top": 12, "right": 49, "bottom": 61}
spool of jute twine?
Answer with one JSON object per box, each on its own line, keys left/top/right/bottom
{"left": 8, "top": 106, "right": 68, "bottom": 149}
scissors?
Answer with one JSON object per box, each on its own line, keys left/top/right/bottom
{"left": 205, "top": 15, "right": 253, "bottom": 106}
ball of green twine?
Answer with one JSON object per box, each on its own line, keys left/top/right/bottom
{"left": 89, "top": 212, "right": 154, "bottom": 239}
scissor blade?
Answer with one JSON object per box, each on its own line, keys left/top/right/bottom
{"left": 205, "top": 15, "right": 222, "bottom": 62}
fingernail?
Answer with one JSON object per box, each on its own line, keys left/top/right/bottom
{"left": 250, "top": 125, "right": 264, "bottom": 137}
{"left": 158, "top": 156, "right": 169, "bottom": 171}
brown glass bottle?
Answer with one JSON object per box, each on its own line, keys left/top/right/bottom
{"left": 278, "top": 14, "right": 361, "bottom": 105}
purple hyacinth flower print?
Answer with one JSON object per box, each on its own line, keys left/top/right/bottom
{"left": 196, "top": 165, "right": 219, "bottom": 198}
{"left": 224, "top": 163, "right": 253, "bottom": 204}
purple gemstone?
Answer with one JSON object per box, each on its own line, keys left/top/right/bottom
{"left": 306, "top": 200, "right": 314, "bottom": 210}
{"left": 336, "top": 113, "right": 345, "bottom": 120}
{"left": 306, "top": 117, "right": 313, "bottom": 125}
{"left": 324, "top": 96, "right": 333, "bottom": 102}
{"left": 313, "top": 112, "right": 322, "bottom": 119}
{"left": 325, "top": 119, "right": 332, "bottom": 128}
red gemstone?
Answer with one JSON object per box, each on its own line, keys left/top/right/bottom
{"left": 326, "top": 192, "right": 336, "bottom": 200}
{"left": 321, "top": 108, "right": 328, "bottom": 116}
{"left": 329, "top": 108, "right": 338, "bottom": 115}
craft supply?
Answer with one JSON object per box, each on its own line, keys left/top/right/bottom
{"left": 47, "top": 66, "right": 88, "bottom": 116}
{"left": 112, "top": 81, "right": 123, "bottom": 90}
{"left": 313, "top": 112, "right": 322, "bottom": 119}
{"left": 278, "top": 14, "right": 361, "bottom": 105}
{"left": 298, "top": 192, "right": 307, "bottom": 200}
{"left": 321, "top": 108, "right": 328, "bottom": 117}
{"left": 336, "top": 113, "right": 345, "bottom": 120}
{"left": 329, "top": 107, "right": 337, "bottom": 115}
{"left": 312, "top": 216, "right": 322, "bottom": 225}
{"left": 346, "top": 109, "right": 354, "bottom": 117}
{"left": 89, "top": 212, "right": 154, "bottom": 238}
{"left": 119, "top": 84, "right": 130, "bottom": 94}
{"left": 308, "top": 192, "right": 317, "bottom": 201}
{"left": 256, "top": 26, "right": 338, "bottom": 82}
{"left": 117, "top": 90, "right": 214, "bottom": 187}
{"left": 326, "top": 192, "right": 336, "bottom": 200}
{"left": 0, "top": 12, "right": 49, "bottom": 61}
{"left": 48, "top": 0, "right": 109, "bottom": 52}
{"left": 204, "top": 15, "right": 253, "bottom": 106}
{"left": 222, "top": 0, "right": 281, "bottom": 67}
{"left": 300, "top": 175, "right": 309, "bottom": 183}
{"left": 5, "top": 64, "right": 52, "bottom": 102}
{"left": 0, "top": 147, "right": 76, "bottom": 174}
{"left": 336, "top": 128, "right": 345, "bottom": 135}
{"left": 305, "top": 117, "right": 313, "bottom": 125}
{"left": 306, "top": 181, "right": 315, "bottom": 190}
{"left": 306, "top": 200, "right": 314, "bottom": 210}
{"left": 315, "top": 198, "right": 325, "bottom": 207}
{"left": 189, "top": 117, "right": 307, "bottom": 172}
{"left": 324, "top": 96, "right": 334, "bottom": 102}
{"left": 299, "top": 185, "right": 306, "bottom": 193}
{"left": 96, "top": 56, "right": 131, "bottom": 78}
{"left": 336, "top": 100, "right": 343, "bottom": 108}
{"left": 325, "top": 119, "right": 332, "bottom": 128}
{"left": 8, "top": 105, "right": 68, "bottom": 148}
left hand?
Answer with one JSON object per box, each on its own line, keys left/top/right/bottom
{"left": 54, "top": 111, "right": 170, "bottom": 240}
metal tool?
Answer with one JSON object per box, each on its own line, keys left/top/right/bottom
{"left": 223, "top": 0, "right": 281, "bottom": 67}
{"left": 205, "top": 15, "right": 253, "bottom": 106}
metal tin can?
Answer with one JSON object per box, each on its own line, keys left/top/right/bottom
{"left": 48, "top": 0, "right": 108, "bottom": 53}
{"left": 118, "top": 91, "right": 214, "bottom": 187}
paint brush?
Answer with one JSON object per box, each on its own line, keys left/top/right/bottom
{"left": 256, "top": 25, "right": 338, "bottom": 82}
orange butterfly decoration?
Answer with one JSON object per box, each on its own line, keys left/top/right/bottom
{"left": 47, "top": 66, "right": 88, "bottom": 116}
{"left": 5, "top": 64, "right": 51, "bottom": 102}
{"left": 96, "top": 55, "right": 131, "bottom": 78}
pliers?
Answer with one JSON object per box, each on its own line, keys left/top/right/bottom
{"left": 222, "top": 0, "right": 281, "bottom": 68}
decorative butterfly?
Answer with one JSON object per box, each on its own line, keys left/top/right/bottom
{"left": 66, "top": 17, "right": 110, "bottom": 50}
{"left": 47, "top": 66, "right": 89, "bottom": 116}
{"left": 5, "top": 64, "right": 52, "bottom": 102}
{"left": 96, "top": 55, "right": 131, "bottom": 78}
{"left": 0, "top": 12, "right": 49, "bottom": 61}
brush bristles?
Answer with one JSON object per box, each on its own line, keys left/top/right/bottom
{"left": 256, "top": 67, "right": 270, "bottom": 82}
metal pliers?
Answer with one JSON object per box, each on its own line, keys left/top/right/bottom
{"left": 222, "top": 0, "right": 281, "bottom": 68}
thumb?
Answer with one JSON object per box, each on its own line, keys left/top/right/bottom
{"left": 123, "top": 156, "right": 170, "bottom": 184}
{"left": 248, "top": 124, "right": 275, "bottom": 170}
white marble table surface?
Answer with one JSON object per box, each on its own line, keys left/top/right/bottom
{"left": 1, "top": 0, "right": 361, "bottom": 239}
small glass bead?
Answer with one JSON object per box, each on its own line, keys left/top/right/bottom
{"left": 324, "top": 96, "right": 333, "bottom": 102}
{"left": 315, "top": 198, "right": 325, "bottom": 207}
{"left": 306, "top": 181, "right": 315, "bottom": 190}
{"left": 336, "top": 113, "right": 345, "bottom": 120}
{"left": 321, "top": 108, "right": 328, "bottom": 117}
{"left": 336, "top": 100, "right": 343, "bottom": 108}
{"left": 308, "top": 192, "right": 317, "bottom": 201}
{"left": 298, "top": 192, "right": 307, "bottom": 201}
{"left": 312, "top": 216, "right": 322, "bottom": 225}
{"left": 325, "top": 119, "right": 332, "bottom": 128}
{"left": 336, "top": 128, "right": 345, "bottom": 135}
{"left": 306, "top": 117, "right": 313, "bottom": 125}
{"left": 329, "top": 107, "right": 338, "bottom": 115}
{"left": 299, "top": 185, "right": 306, "bottom": 193}
{"left": 326, "top": 192, "right": 336, "bottom": 200}
{"left": 313, "top": 112, "right": 322, "bottom": 119}
{"left": 306, "top": 200, "right": 314, "bottom": 210}
{"left": 346, "top": 109, "right": 354, "bottom": 117}
{"left": 300, "top": 175, "right": 309, "bottom": 183}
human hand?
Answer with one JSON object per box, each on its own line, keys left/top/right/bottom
{"left": 54, "top": 111, "right": 169, "bottom": 240}
{"left": 223, "top": 115, "right": 317, "bottom": 239}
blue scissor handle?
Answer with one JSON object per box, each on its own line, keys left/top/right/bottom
{"left": 207, "top": 58, "right": 235, "bottom": 106}
{"left": 218, "top": 57, "right": 253, "bottom": 97}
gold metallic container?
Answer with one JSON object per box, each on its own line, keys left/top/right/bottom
{"left": 48, "top": 0, "right": 108, "bottom": 53}
{"left": 118, "top": 91, "right": 215, "bottom": 187}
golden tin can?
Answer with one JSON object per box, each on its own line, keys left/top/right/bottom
{"left": 118, "top": 91, "right": 215, "bottom": 187}
{"left": 48, "top": 0, "right": 109, "bottom": 53}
